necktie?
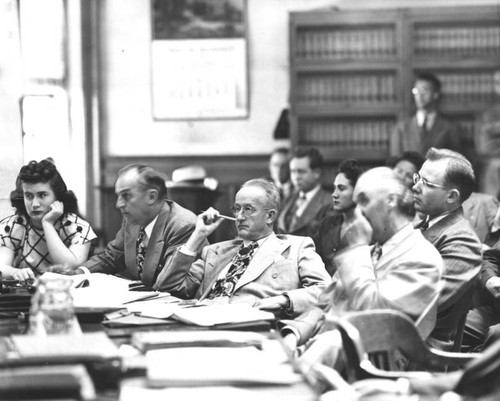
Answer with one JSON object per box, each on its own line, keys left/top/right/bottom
{"left": 208, "top": 241, "right": 258, "bottom": 299}
{"left": 284, "top": 193, "right": 307, "bottom": 231}
{"left": 370, "top": 242, "right": 382, "bottom": 265}
{"left": 418, "top": 218, "right": 430, "bottom": 231}
{"left": 421, "top": 113, "right": 428, "bottom": 135}
{"left": 136, "top": 227, "right": 147, "bottom": 277}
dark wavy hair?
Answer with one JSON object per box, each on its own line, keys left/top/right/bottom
{"left": 10, "top": 159, "right": 79, "bottom": 217}
{"left": 337, "top": 159, "right": 363, "bottom": 187}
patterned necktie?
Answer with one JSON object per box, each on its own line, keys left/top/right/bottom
{"left": 370, "top": 242, "right": 382, "bottom": 265}
{"left": 208, "top": 241, "right": 259, "bottom": 299}
{"left": 136, "top": 227, "right": 147, "bottom": 277}
{"left": 284, "top": 193, "right": 307, "bottom": 231}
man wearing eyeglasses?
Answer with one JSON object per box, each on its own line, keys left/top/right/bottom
{"left": 155, "top": 178, "right": 331, "bottom": 316}
{"left": 390, "top": 72, "right": 461, "bottom": 157}
{"left": 413, "top": 147, "right": 482, "bottom": 350}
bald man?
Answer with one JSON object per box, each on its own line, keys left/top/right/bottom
{"left": 280, "top": 167, "right": 442, "bottom": 350}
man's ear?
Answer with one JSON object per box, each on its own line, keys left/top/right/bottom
{"left": 147, "top": 188, "right": 159, "bottom": 204}
{"left": 266, "top": 209, "right": 278, "bottom": 224}
{"left": 386, "top": 193, "right": 398, "bottom": 209}
{"left": 446, "top": 188, "right": 460, "bottom": 204}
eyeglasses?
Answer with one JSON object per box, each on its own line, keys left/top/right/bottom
{"left": 231, "top": 205, "right": 258, "bottom": 217}
{"left": 413, "top": 173, "right": 450, "bottom": 189}
{"left": 411, "top": 87, "right": 432, "bottom": 95}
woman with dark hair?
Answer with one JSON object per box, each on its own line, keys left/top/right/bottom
{"left": 0, "top": 159, "right": 96, "bottom": 280}
{"left": 313, "top": 159, "right": 363, "bottom": 276}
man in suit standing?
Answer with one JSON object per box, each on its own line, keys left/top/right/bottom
{"left": 280, "top": 167, "right": 442, "bottom": 351}
{"left": 413, "top": 148, "right": 482, "bottom": 350}
{"left": 56, "top": 164, "right": 200, "bottom": 289}
{"left": 156, "top": 178, "right": 331, "bottom": 317}
{"left": 277, "top": 147, "right": 333, "bottom": 237}
{"left": 391, "top": 72, "right": 461, "bottom": 157}
{"left": 268, "top": 147, "right": 293, "bottom": 206}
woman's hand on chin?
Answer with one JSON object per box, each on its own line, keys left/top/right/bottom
{"left": 42, "top": 201, "right": 64, "bottom": 226}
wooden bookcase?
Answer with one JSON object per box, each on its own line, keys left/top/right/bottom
{"left": 289, "top": 6, "right": 500, "bottom": 164}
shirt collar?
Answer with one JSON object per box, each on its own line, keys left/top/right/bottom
{"left": 143, "top": 215, "right": 159, "bottom": 238}
{"left": 300, "top": 185, "right": 321, "bottom": 202}
{"left": 242, "top": 232, "right": 273, "bottom": 248}
{"left": 417, "top": 110, "right": 436, "bottom": 127}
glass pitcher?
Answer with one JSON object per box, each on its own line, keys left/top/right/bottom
{"left": 29, "top": 276, "right": 81, "bottom": 335}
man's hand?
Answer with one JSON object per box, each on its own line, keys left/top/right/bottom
{"left": 486, "top": 276, "right": 500, "bottom": 298}
{"left": 12, "top": 268, "right": 35, "bottom": 281}
{"left": 48, "top": 265, "right": 85, "bottom": 275}
{"left": 184, "top": 208, "right": 225, "bottom": 252}
{"left": 254, "top": 295, "right": 290, "bottom": 311}
{"left": 339, "top": 207, "right": 373, "bottom": 249}
{"left": 42, "top": 201, "right": 64, "bottom": 226}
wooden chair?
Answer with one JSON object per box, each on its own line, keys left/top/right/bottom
{"left": 325, "top": 310, "right": 479, "bottom": 382}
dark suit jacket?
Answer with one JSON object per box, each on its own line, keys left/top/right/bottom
{"left": 419, "top": 207, "right": 482, "bottom": 350}
{"left": 277, "top": 188, "right": 333, "bottom": 237}
{"left": 83, "top": 200, "right": 199, "bottom": 288}
{"left": 312, "top": 214, "right": 344, "bottom": 276}
{"left": 390, "top": 114, "right": 461, "bottom": 156}
{"left": 462, "top": 192, "right": 499, "bottom": 243}
{"left": 156, "top": 233, "right": 332, "bottom": 316}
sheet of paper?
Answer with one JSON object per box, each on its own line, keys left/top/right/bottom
{"left": 169, "top": 303, "right": 275, "bottom": 326}
{"left": 146, "top": 346, "right": 301, "bottom": 387}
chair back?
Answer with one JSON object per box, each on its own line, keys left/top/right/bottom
{"left": 433, "top": 280, "right": 476, "bottom": 352}
{"left": 339, "top": 309, "right": 477, "bottom": 372}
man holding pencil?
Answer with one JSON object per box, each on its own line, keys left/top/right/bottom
{"left": 156, "top": 178, "right": 331, "bottom": 317}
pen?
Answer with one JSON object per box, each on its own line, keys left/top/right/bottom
{"left": 201, "top": 211, "right": 237, "bottom": 222}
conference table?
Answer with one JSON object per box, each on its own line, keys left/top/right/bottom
{"left": 0, "top": 282, "right": 319, "bottom": 401}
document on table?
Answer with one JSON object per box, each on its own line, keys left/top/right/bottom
{"left": 146, "top": 346, "right": 302, "bottom": 387}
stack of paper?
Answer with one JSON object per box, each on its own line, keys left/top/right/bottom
{"left": 146, "top": 346, "right": 302, "bottom": 387}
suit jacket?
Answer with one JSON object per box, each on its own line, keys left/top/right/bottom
{"left": 462, "top": 192, "right": 499, "bottom": 243}
{"left": 277, "top": 188, "right": 333, "bottom": 237}
{"left": 155, "top": 232, "right": 332, "bottom": 316}
{"left": 419, "top": 207, "right": 482, "bottom": 350}
{"left": 282, "top": 225, "right": 443, "bottom": 345}
{"left": 84, "top": 200, "right": 199, "bottom": 288}
{"left": 390, "top": 114, "right": 461, "bottom": 157}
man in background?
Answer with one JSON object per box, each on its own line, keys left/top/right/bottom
{"left": 413, "top": 148, "right": 482, "bottom": 350}
{"left": 268, "top": 147, "right": 293, "bottom": 205}
{"left": 277, "top": 147, "right": 333, "bottom": 237}
{"left": 391, "top": 72, "right": 461, "bottom": 157}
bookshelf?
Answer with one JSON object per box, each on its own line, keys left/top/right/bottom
{"left": 289, "top": 6, "right": 500, "bottom": 163}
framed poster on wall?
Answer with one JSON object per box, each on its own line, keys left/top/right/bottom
{"left": 151, "top": 0, "right": 248, "bottom": 120}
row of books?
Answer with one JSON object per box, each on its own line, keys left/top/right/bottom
{"left": 294, "top": 27, "right": 397, "bottom": 59}
{"left": 297, "top": 73, "right": 396, "bottom": 103}
{"left": 413, "top": 25, "right": 500, "bottom": 56}
{"left": 298, "top": 119, "right": 393, "bottom": 151}
{"left": 439, "top": 72, "right": 496, "bottom": 101}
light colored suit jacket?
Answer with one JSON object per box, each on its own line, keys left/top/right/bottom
{"left": 419, "top": 207, "right": 482, "bottom": 349}
{"left": 84, "top": 201, "right": 199, "bottom": 288}
{"left": 156, "top": 232, "right": 332, "bottom": 316}
{"left": 277, "top": 189, "right": 333, "bottom": 237}
{"left": 390, "top": 114, "right": 461, "bottom": 157}
{"left": 281, "top": 225, "right": 443, "bottom": 345}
